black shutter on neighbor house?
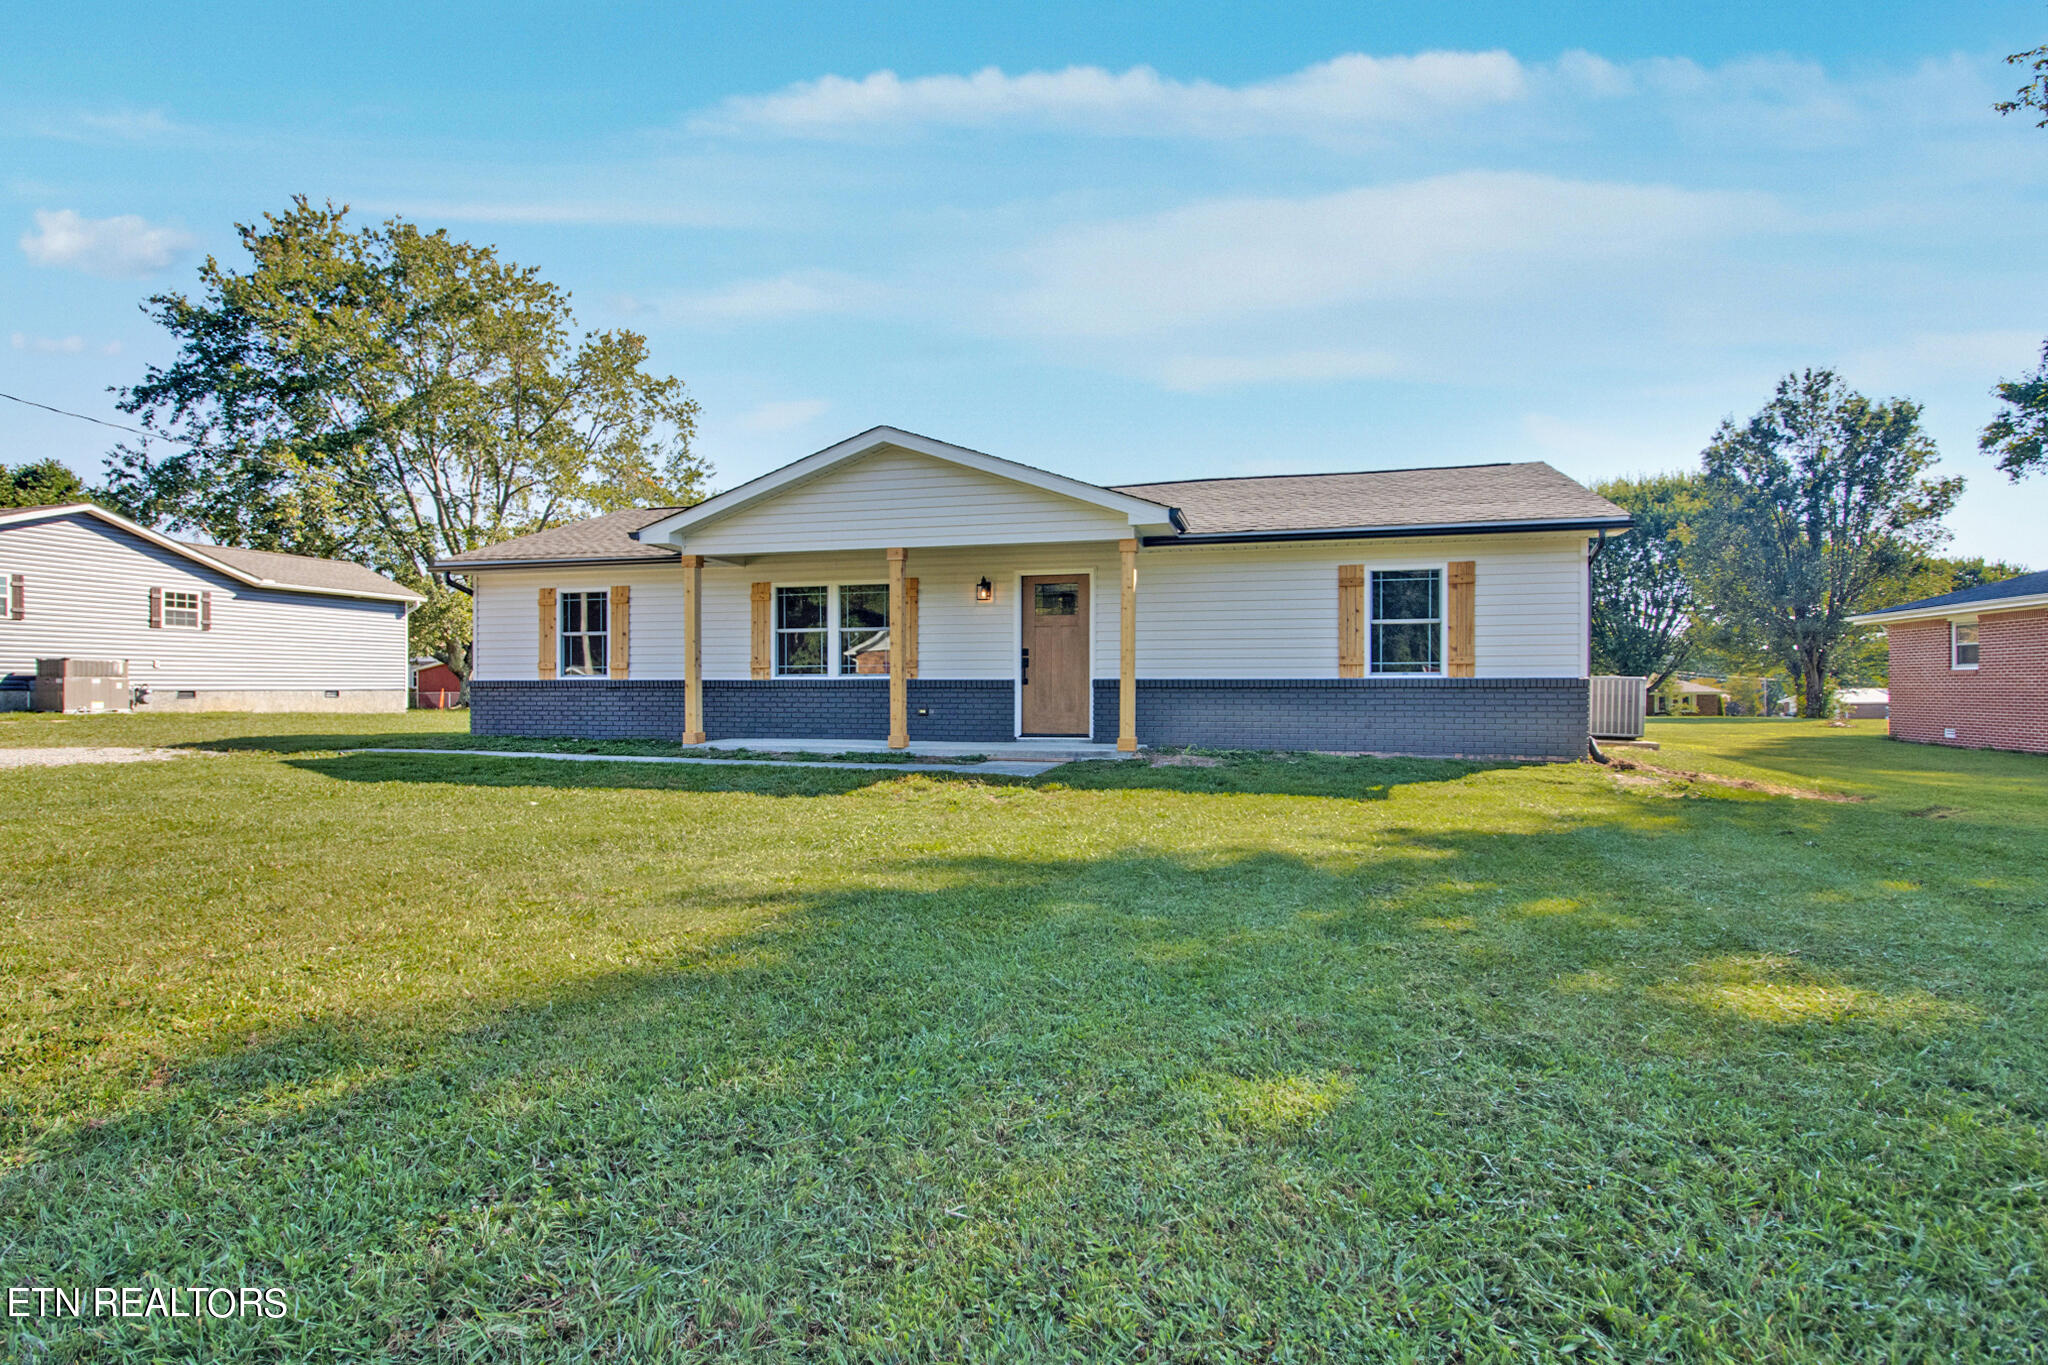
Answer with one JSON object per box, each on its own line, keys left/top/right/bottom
{"left": 149, "top": 586, "right": 163, "bottom": 628}
{"left": 200, "top": 591, "right": 212, "bottom": 631}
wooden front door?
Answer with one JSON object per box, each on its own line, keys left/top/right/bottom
{"left": 1020, "top": 575, "right": 1089, "bottom": 735}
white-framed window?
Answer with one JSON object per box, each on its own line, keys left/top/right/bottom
{"left": 1370, "top": 568, "right": 1442, "bottom": 674}
{"left": 1952, "top": 620, "right": 1979, "bottom": 670}
{"left": 775, "top": 583, "right": 890, "bottom": 676}
{"left": 161, "top": 589, "right": 203, "bottom": 629}
{"left": 559, "top": 590, "right": 609, "bottom": 677}
{"left": 1, "top": 571, "right": 18, "bottom": 622}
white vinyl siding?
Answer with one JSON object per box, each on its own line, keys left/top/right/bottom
{"left": 677, "top": 448, "right": 1136, "bottom": 555}
{"left": 0, "top": 513, "right": 409, "bottom": 691}
{"left": 469, "top": 531, "right": 1589, "bottom": 683}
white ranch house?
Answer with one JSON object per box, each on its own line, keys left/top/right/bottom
{"left": 439, "top": 427, "right": 1629, "bottom": 759}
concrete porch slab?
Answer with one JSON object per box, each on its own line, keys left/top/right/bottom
{"left": 698, "top": 737, "right": 1136, "bottom": 762}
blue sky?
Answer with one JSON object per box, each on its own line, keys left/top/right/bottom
{"left": 5, "top": 1, "right": 2045, "bottom": 563}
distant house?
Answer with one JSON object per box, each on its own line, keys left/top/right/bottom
{"left": 1850, "top": 570, "right": 2048, "bottom": 754}
{"left": 436, "top": 425, "right": 1630, "bottom": 759}
{"left": 1835, "top": 687, "right": 1889, "bottom": 720}
{"left": 1649, "top": 677, "right": 1730, "bottom": 717}
{"left": 411, "top": 658, "right": 464, "bottom": 708}
{"left": 0, "top": 503, "right": 421, "bottom": 712}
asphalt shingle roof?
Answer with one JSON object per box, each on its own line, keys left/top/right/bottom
{"left": 431, "top": 459, "right": 1629, "bottom": 567}
{"left": 1859, "top": 568, "right": 2048, "bottom": 617}
{"left": 435, "top": 507, "right": 688, "bottom": 568}
{"left": 188, "top": 542, "right": 421, "bottom": 599}
{"left": 1110, "top": 462, "right": 1628, "bottom": 536}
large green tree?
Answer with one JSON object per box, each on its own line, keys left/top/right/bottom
{"left": 1981, "top": 341, "right": 2048, "bottom": 481}
{"left": 102, "top": 198, "right": 709, "bottom": 676}
{"left": 1690, "top": 370, "right": 1961, "bottom": 718}
{"left": 0, "top": 459, "right": 88, "bottom": 508}
{"left": 1982, "top": 46, "right": 2048, "bottom": 478}
{"left": 1589, "top": 471, "right": 1705, "bottom": 690}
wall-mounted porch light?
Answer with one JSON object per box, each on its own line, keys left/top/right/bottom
{"left": 975, "top": 577, "right": 994, "bottom": 602}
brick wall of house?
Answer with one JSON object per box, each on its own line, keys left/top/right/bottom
{"left": 1885, "top": 608, "right": 2048, "bottom": 755}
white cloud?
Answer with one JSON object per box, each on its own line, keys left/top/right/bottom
{"left": 23, "top": 108, "right": 182, "bottom": 143}
{"left": 1004, "top": 171, "right": 1780, "bottom": 338}
{"left": 695, "top": 51, "right": 1528, "bottom": 138}
{"left": 655, "top": 271, "right": 880, "bottom": 323}
{"left": 732, "top": 398, "right": 831, "bottom": 434}
{"left": 1154, "top": 348, "right": 1405, "bottom": 392}
{"left": 10, "top": 332, "right": 87, "bottom": 354}
{"left": 19, "top": 209, "right": 195, "bottom": 278}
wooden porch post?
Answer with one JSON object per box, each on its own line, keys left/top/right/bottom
{"left": 887, "top": 547, "right": 909, "bottom": 749}
{"left": 681, "top": 555, "right": 706, "bottom": 745}
{"left": 1118, "top": 537, "right": 1138, "bottom": 753}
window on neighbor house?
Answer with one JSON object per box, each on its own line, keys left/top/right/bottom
{"left": 559, "top": 590, "right": 609, "bottom": 677}
{"left": 774, "top": 584, "right": 890, "bottom": 676}
{"left": 161, "top": 589, "right": 202, "bottom": 629}
{"left": 1, "top": 571, "right": 18, "bottom": 621}
{"left": 1952, "top": 621, "right": 1979, "bottom": 670}
{"left": 1370, "top": 569, "right": 1442, "bottom": 674}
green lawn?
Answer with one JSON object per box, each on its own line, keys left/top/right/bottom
{"left": 1, "top": 712, "right": 2043, "bottom": 1362}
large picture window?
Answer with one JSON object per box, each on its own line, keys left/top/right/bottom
{"left": 560, "top": 590, "right": 609, "bottom": 677}
{"left": 1952, "top": 621, "right": 1979, "bottom": 669}
{"left": 775, "top": 583, "right": 889, "bottom": 676}
{"left": 1370, "top": 569, "right": 1442, "bottom": 674}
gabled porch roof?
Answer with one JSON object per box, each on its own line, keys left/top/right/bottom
{"left": 630, "top": 426, "right": 1184, "bottom": 549}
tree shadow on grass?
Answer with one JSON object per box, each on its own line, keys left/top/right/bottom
{"left": 5, "top": 804, "right": 2028, "bottom": 1360}
{"left": 281, "top": 748, "right": 1532, "bottom": 802}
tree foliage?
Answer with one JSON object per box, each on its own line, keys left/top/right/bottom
{"left": 101, "top": 198, "right": 709, "bottom": 672}
{"left": 1980, "top": 340, "right": 2048, "bottom": 482}
{"left": 1690, "top": 369, "right": 1962, "bottom": 718}
{"left": 1996, "top": 43, "right": 2048, "bottom": 127}
{"left": 0, "top": 459, "right": 88, "bottom": 508}
{"left": 1589, "top": 472, "right": 1705, "bottom": 689}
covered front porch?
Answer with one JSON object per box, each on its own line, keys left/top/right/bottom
{"left": 667, "top": 538, "right": 1142, "bottom": 752}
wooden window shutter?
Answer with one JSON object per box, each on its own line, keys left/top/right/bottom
{"left": 750, "top": 582, "right": 771, "bottom": 679}
{"left": 200, "top": 591, "right": 213, "bottom": 631}
{"left": 609, "top": 585, "right": 630, "bottom": 680}
{"left": 903, "top": 577, "right": 919, "bottom": 678}
{"left": 148, "top": 586, "right": 163, "bottom": 629}
{"left": 538, "top": 588, "right": 557, "bottom": 679}
{"left": 1337, "top": 565, "right": 1364, "bottom": 678}
{"left": 1447, "top": 561, "right": 1475, "bottom": 677}
{"left": 7, "top": 573, "right": 21, "bottom": 621}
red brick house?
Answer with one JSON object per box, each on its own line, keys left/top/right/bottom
{"left": 1850, "top": 570, "right": 2048, "bottom": 755}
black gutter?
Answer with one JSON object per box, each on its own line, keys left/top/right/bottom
{"left": 1141, "top": 516, "right": 1633, "bottom": 547}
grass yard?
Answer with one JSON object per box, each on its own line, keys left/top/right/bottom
{"left": 1, "top": 712, "right": 2044, "bottom": 1361}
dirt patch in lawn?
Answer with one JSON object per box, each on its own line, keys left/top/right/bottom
{"left": 0, "top": 747, "right": 191, "bottom": 770}
{"left": 1607, "top": 755, "right": 1865, "bottom": 802}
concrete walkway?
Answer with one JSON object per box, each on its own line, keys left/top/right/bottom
{"left": 348, "top": 748, "right": 1064, "bottom": 777}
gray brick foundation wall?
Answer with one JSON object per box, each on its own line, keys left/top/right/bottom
{"left": 1091, "top": 677, "right": 1589, "bottom": 760}
{"left": 471, "top": 676, "right": 1589, "bottom": 757}
{"left": 470, "top": 678, "right": 1015, "bottom": 743}
{"left": 471, "top": 679, "right": 686, "bottom": 740}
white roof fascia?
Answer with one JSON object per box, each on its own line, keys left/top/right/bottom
{"left": 632, "top": 426, "right": 1181, "bottom": 545}
{"left": 0, "top": 503, "right": 424, "bottom": 604}
{"left": 1849, "top": 594, "right": 2048, "bottom": 627}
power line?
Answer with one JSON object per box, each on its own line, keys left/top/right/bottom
{"left": 0, "top": 390, "right": 196, "bottom": 445}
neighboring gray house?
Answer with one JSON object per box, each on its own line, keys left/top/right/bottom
{"left": 1, "top": 503, "right": 421, "bottom": 712}
{"left": 438, "top": 426, "right": 1630, "bottom": 760}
